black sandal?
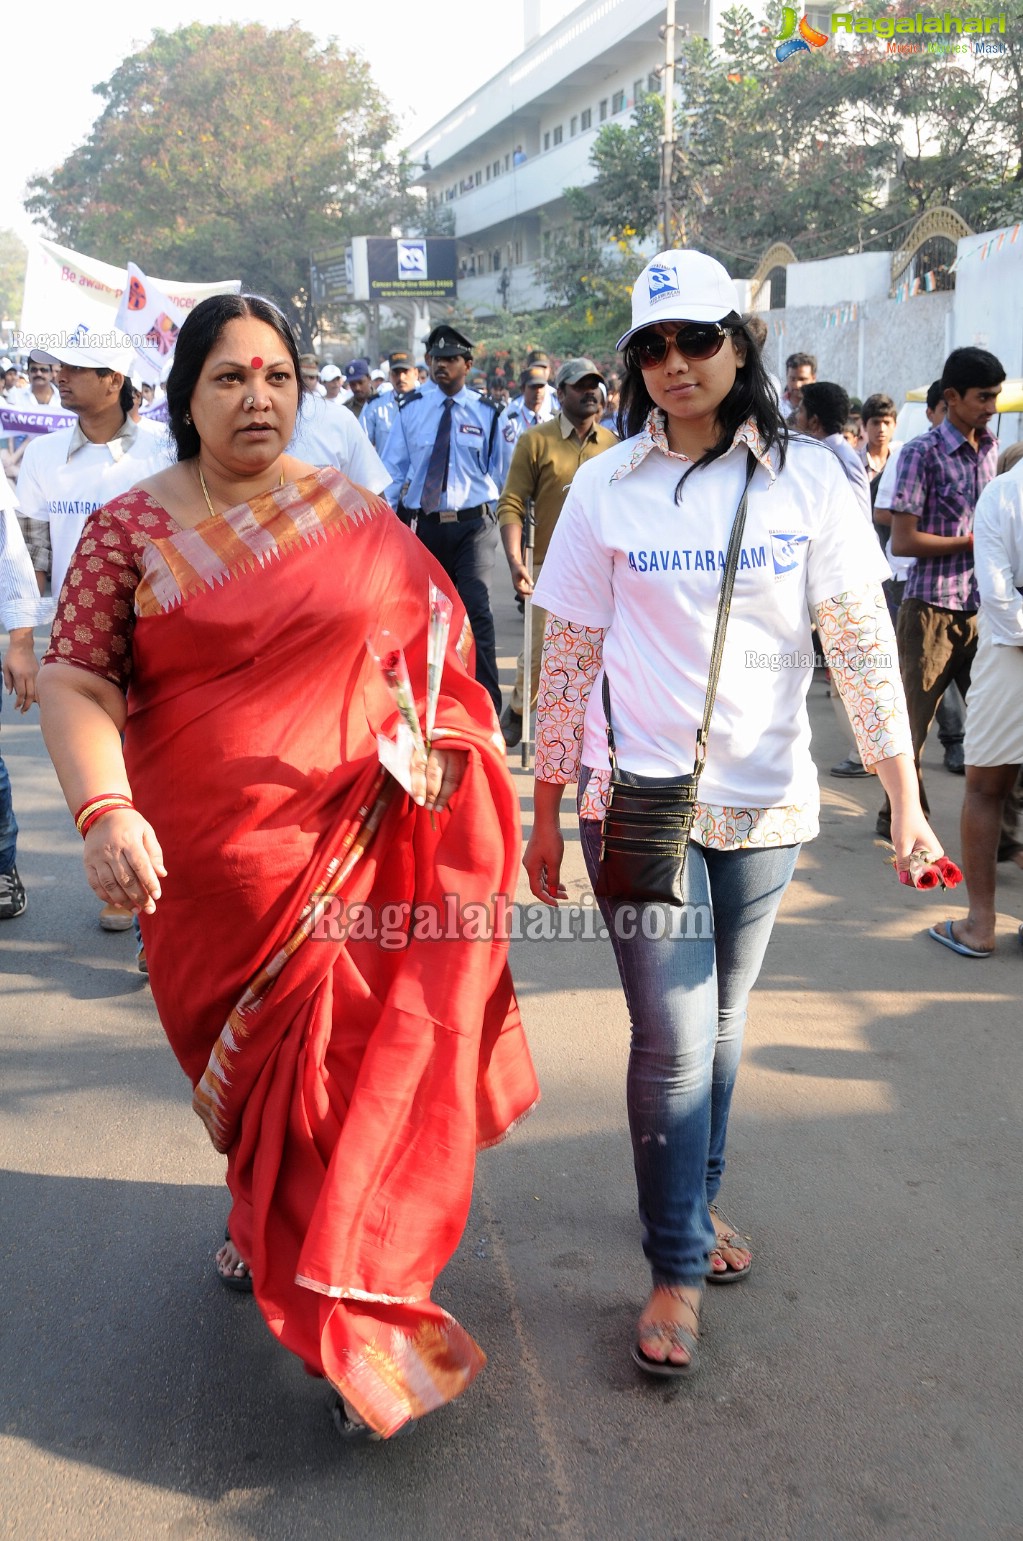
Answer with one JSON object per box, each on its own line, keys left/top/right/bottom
{"left": 215, "top": 1226, "right": 253, "bottom": 1293}
{"left": 632, "top": 1288, "right": 701, "bottom": 1378}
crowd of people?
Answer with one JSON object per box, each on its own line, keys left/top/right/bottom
{"left": 1, "top": 249, "right": 1021, "bottom": 1436}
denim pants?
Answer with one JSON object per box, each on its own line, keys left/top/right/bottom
{"left": 0, "top": 695, "right": 17, "bottom": 874}
{"left": 580, "top": 812, "right": 799, "bottom": 1287}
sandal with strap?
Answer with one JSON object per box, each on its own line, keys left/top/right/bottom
{"left": 707, "top": 1205, "right": 752, "bottom": 1286}
{"left": 215, "top": 1226, "right": 253, "bottom": 1294}
{"left": 632, "top": 1287, "right": 701, "bottom": 1378}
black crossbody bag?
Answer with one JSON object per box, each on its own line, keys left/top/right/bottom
{"left": 593, "top": 451, "right": 757, "bottom": 906}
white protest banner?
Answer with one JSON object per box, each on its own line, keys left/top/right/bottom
{"left": 16, "top": 239, "right": 241, "bottom": 372}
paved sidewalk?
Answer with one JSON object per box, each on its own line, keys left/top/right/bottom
{"left": 1, "top": 590, "right": 1021, "bottom": 1541}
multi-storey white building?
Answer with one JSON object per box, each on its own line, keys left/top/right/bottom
{"left": 407, "top": 0, "right": 725, "bottom": 316}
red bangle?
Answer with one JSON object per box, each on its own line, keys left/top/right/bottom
{"left": 75, "top": 793, "right": 135, "bottom": 838}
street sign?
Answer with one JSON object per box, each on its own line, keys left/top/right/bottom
{"left": 310, "top": 248, "right": 352, "bottom": 306}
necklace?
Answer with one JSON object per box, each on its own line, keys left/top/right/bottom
{"left": 198, "top": 461, "right": 285, "bottom": 518}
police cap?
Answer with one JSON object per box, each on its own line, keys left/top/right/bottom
{"left": 425, "top": 325, "right": 473, "bottom": 359}
{"left": 388, "top": 350, "right": 413, "bottom": 369}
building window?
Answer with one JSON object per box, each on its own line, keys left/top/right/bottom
{"left": 570, "top": 115, "right": 578, "bottom": 136}
{"left": 514, "top": 240, "right": 522, "bottom": 264}
{"left": 552, "top": 124, "right": 563, "bottom": 145}
{"left": 580, "top": 107, "right": 592, "bottom": 130}
{"left": 612, "top": 90, "right": 625, "bottom": 114}
{"left": 493, "top": 160, "right": 500, "bottom": 177}
{"left": 493, "top": 248, "right": 502, "bottom": 271}
{"left": 543, "top": 130, "right": 550, "bottom": 151}
{"left": 599, "top": 98, "right": 608, "bottom": 121}
{"left": 474, "top": 170, "right": 482, "bottom": 186}
{"left": 505, "top": 153, "right": 510, "bottom": 170}
{"left": 647, "top": 72, "right": 659, "bottom": 93}
{"left": 485, "top": 164, "right": 491, "bottom": 181}
{"left": 633, "top": 79, "right": 643, "bottom": 104}
{"left": 543, "top": 230, "right": 552, "bottom": 257}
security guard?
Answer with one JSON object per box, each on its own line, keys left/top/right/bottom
{"left": 381, "top": 324, "right": 503, "bottom": 714}
{"left": 360, "top": 350, "right": 420, "bottom": 452}
{"left": 494, "top": 362, "right": 557, "bottom": 483}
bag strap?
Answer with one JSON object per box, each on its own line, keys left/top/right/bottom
{"left": 603, "top": 448, "right": 758, "bottom": 781}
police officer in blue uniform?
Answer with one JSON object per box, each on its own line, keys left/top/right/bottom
{"left": 360, "top": 350, "right": 420, "bottom": 452}
{"left": 381, "top": 325, "right": 503, "bottom": 713}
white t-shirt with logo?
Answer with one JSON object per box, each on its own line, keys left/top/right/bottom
{"left": 16, "top": 425, "right": 171, "bottom": 599}
{"left": 533, "top": 435, "right": 891, "bottom": 809}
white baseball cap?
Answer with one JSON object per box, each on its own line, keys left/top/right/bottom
{"left": 319, "top": 364, "right": 342, "bottom": 382}
{"left": 0, "top": 356, "right": 15, "bottom": 371}
{"left": 31, "top": 325, "right": 137, "bottom": 375}
{"left": 617, "top": 250, "right": 741, "bottom": 350}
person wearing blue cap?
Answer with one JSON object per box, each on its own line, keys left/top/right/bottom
{"left": 381, "top": 326, "right": 504, "bottom": 713}
{"left": 343, "top": 359, "right": 377, "bottom": 420}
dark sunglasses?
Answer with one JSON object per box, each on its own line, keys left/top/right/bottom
{"left": 627, "top": 323, "right": 732, "bottom": 369}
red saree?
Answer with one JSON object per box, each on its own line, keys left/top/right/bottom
{"left": 121, "top": 469, "right": 538, "bottom": 1437}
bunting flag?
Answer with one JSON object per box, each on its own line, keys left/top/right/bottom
{"left": 114, "top": 264, "right": 191, "bottom": 385}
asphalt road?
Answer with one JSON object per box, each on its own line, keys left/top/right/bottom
{"left": 2, "top": 582, "right": 1022, "bottom": 1541}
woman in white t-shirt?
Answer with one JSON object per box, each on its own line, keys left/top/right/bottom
{"left": 525, "top": 250, "right": 940, "bottom": 1379}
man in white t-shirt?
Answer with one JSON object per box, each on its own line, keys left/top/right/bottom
{"left": 929, "top": 459, "right": 1023, "bottom": 957}
{"left": 7, "top": 359, "right": 61, "bottom": 412}
{"left": 17, "top": 329, "right": 172, "bottom": 607}
{"left": 287, "top": 381, "right": 390, "bottom": 494}
{"left": 15, "top": 326, "right": 172, "bottom": 931}
{"left": 319, "top": 364, "right": 346, "bottom": 408}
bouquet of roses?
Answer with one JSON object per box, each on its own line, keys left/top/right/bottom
{"left": 892, "top": 847, "right": 963, "bottom": 890}
{"left": 367, "top": 583, "right": 453, "bottom": 799}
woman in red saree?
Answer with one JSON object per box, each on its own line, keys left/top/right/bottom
{"left": 37, "top": 296, "right": 538, "bottom": 1440}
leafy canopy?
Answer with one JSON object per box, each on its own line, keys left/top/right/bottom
{"left": 27, "top": 23, "right": 412, "bottom": 345}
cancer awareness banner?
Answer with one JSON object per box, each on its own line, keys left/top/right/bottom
{"left": 0, "top": 397, "right": 168, "bottom": 438}
{"left": 16, "top": 239, "right": 241, "bottom": 378}
{"left": 0, "top": 406, "right": 76, "bottom": 436}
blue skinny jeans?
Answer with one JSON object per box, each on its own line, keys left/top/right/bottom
{"left": 579, "top": 810, "right": 799, "bottom": 1287}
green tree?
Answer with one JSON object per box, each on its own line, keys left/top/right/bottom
{"left": 0, "top": 230, "right": 27, "bottom": 328}
{"left": 550, "top": 1, "right": 1023, "bottom": 293}
{"left": 26, "top": 24, "right": 411, "bottom": 346}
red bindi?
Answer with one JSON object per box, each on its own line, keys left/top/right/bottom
{"left": 250, "top": 356, "right": 263, "bottom": 368}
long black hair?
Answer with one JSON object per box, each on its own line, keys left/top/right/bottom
{"left": 617, "top": 313, "right": 789, "bottom": 500}
{"left": 165, "top": 293, "right": 304, "bottom": 461}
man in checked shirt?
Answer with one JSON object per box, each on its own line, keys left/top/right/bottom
{"left": 879, "top": 346, "right": 1005, "bottom": 840}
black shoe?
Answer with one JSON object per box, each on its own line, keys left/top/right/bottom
{"left": 0, "top": 865, "right": 26, "bottom": 919}
{"left": 875, "top": 815, "right": 892, "bottom": 841}
{"left": 943, "top": 744, "right": 965, "bottom": 775}
{"left": 830, "top": 755, "right": 870, "bottom": 778}
{"left": 500, "top": 706, "right": 523, "bottom": 748}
